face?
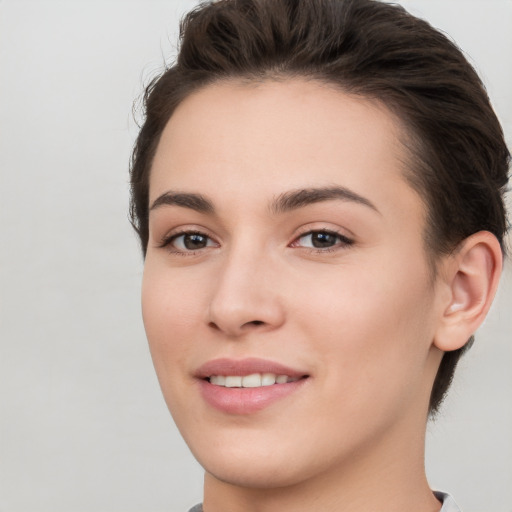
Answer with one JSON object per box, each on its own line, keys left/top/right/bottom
{"left": 142, "top": 80, "right": 445, "bottom": 490}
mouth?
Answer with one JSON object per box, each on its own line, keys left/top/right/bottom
{"left": 196, "top": 358, "right": 310, "bottom": 414}
{"left": 207, "top": 373, "right": 303, "bottom": 388}
{"left": 196, "top": 357, "right": 309, "bottom": 383}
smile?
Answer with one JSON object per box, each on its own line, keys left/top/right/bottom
{"left": 208, "top": 373, "right": 301, "bottom": 387}
{"left": 197, "top": 358, "right": 309, "bottom": 414}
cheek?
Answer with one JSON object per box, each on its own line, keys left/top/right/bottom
{"left": 295, "top": 253, "right": 436, "bottom": 405}
{"left": 141, "top": 262, "right": 204, "bottom": 392}
{"left": 142, "top": 257, "right": 208, "bottom": 334}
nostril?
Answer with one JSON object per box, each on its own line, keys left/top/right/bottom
{"left": 208, "top": 321, "right": 221, "bottom": 331}
{"left": 239, "top": 320, "right": 266, "bottom": 330}
{"left": 207, "top": 317, "right": 270, "bottom": 335}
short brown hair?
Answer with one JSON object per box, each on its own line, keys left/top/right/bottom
{"left": 130, "top": 0, "right": 510, "bottom": 415}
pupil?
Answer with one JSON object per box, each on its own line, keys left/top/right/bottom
{"left": 312, "top": 232, "right": 336, "bottom": 248}
{"left": 184, "top": 234, "right": 207, "bottom": 250}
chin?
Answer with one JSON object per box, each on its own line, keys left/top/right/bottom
{"left": 201, "top": 454, "right": 312, "bottom": 490}
{"left": 190, "top": 440, "right": 291, "bottom": 487}
{"left": 208, "top": 466, "right": 290, "bottom": 489}
{"left": 186, "top": 428, "right": 342, "bottom": 491}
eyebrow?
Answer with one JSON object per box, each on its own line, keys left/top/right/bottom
{"left": 150, "top": 192, "right": 214, "bottom": 214}
{"left": 149, "top": 186, "right": 379, "bottom": 216}
{"left": 270, "top": 186, "right": 379, "bottom": 215}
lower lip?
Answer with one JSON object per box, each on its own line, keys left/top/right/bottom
{"left": 199, "top": 378, "right": 307, "bottom": 415}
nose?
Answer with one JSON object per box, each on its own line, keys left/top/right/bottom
{"left": 207, "top": 247, "right": 285, "bottom": 338}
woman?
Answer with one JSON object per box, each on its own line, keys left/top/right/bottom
{"left": 130, "top": 0, "right": 509, "bottom": 510}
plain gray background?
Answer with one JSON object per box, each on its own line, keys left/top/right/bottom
{"left": 0, "top": 1, "right": 511, "bottom": 511}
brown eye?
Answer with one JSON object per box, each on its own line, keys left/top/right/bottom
{"left": 309, "top": 232, "right": 338, "bottom": 248}
{"left": 170, "top": 232, "right": 216, "bottom": 251}
{"left": 295, "top": 230, "right": 353, "bottom": 250}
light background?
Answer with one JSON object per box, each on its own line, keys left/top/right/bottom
{"left": 0, "top": 1, "right": 510, "bottom": 511}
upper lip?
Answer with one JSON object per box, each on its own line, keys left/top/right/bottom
{"left": 196, "top": 357, "right": 308, "bottom": 379}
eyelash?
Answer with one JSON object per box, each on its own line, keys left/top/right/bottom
{"left": 159, "top": 230, "right": 218, "bottom": 255}
{"left": 159, "top": 228, "right": 354, "bottom": 256}
{"left": 291, "top": 229, "right": 354, "bottom": 253}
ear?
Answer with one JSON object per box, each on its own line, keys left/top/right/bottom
{"left": 434, "top": 231, "right": 503, "bottom": 352}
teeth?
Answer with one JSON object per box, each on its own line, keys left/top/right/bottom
{"left": 242, "top": 373, "right": 261, "bottom": 387}
{"left": 210, "top": 375, "right": 226, "bottom": 386}
{"left": 261, "top": 373, "right": 276, "bottom": 386}
{"left": 209, "top": 373, "right": 299, "bottom": 388}
{"left": 225, "top": 376, "right": 242, "bottom": 387}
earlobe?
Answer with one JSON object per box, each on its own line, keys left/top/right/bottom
{"left": 434, "top": 231, "right": 502, "bottom": 352}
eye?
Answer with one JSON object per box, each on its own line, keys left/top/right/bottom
{"left": 293, "top": 230, "right": 353, "bottom": 250}
{"left": 165, "top": 231, "right": 217, "bottom": 252}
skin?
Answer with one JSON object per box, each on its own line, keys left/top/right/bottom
{"left": 141, "top": 79, "right": 501, "bottom": 512}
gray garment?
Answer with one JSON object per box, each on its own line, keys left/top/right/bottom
{"left": 435, "top": 491, "right": 463, "bottom": 512}
{"left": 188, "top": 491, "right": 461, "bottom": 511}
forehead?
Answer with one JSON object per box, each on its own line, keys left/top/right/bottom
{"left": 150, "top": 79, "right": 422, "bottom": 222}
